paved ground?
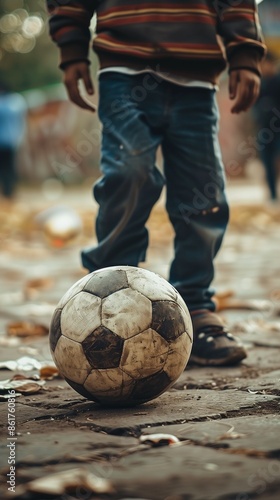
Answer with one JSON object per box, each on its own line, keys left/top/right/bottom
{"left": 0, "top": 181, "right": 279, "bottom": 500}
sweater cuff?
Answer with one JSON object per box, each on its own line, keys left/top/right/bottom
{"left": 59, "top": 43, "right": 90, "bottom": 69}
{"left": 60, "top": 59, "right": 90, "bottom": 71}
{"left": 228, "top": 46, "right": 265, "bottom": 77}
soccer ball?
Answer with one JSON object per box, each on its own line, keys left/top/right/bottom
{"left": 49, "top": 266, "right": 193, "bottom": 406}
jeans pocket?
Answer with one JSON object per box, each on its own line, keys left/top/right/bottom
{"left": 98, "top": 72, "right": 135, "bottom": 120}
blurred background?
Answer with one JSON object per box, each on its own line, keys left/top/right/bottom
{"left": 0, "top": 5, "right": 280, "bottom": 495}
{"left": 0, "top": 0, "right": 279, "bottom": 193}
{"left": 0, "top": 0, "right": 101, "bottom": 190}
{"left": 0, "top": 0, "right": 279, "bottom": 377}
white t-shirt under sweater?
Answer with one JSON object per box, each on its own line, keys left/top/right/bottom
{"left": 98, "top": 66, "right": 217, "bottom": 89}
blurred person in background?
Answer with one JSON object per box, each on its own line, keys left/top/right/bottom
{"left": 0, "top": 82, "right": 27, "bottom": 200}
{"left": 253, "top": 51, "right": 280, "bottom": 202}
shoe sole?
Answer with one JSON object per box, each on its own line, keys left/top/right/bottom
{"left": 189, "top": 347, "right": 247, "bottom": 367}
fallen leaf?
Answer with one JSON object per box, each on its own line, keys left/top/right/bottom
{"left": 7, "top": 321, "right": 49, "bottom": 338}
{"left": 25, "top": 278, "right": 54, "bottom": 299}
{"left": 16, "top": 383, "right": 44, "bottom": 394}
{"left": 213, "top": 291, "right": 272, "bottom": 312}
{"left": 11, "top": 374, "right": 40, "bottom": 381}
{"left": 229, "top": 204, "right": 280, "bottom": 231}
{"left": 213, "top": 290, "right": 235, "bottom": 311}
{"left": 40, "top": 365, "right": 60, "bottom": 380}
{"left": 139, "top": 433, "right": 180, "bottom": 446}
{"left": 35, "top": 206, "right": 82, "bottom": 247}
{"left": 14, "top": 468, "right": 115, "bottom": 496}
{"left": 218, "top": 432, "right": 247, "bottom": 440}
{"left": 0, "top": 356, "right": 42, "bottom": 371}
{"left": 0, "top": 377, "right": 45, "bottom": 394}
{"left": 25, "top": 277, "right": 54, "bottom": 291}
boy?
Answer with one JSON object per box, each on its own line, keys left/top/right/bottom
{"left": 46, "top": 0, "right": 266, "bottom": 366}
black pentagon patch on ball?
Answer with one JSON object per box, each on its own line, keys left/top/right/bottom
{"left": 82, "top": 327, "right": 124, "bottom": 369}
{"left": 151, "top": 301, "right": 185, "bottom": 342}
{"left": 49, "top": 308, "right": 62, "bottom": 352}
{"left": 83, "top": 269, "right": 128, "bottom": 299}
{"left": 130, "top": 371, "right": 171, "bottom": 403}
{"left": 64, "top": 377, "right": 100, "bottom": 403}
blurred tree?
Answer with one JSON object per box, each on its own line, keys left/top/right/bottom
{"left": 0, "top": 0, "right": 61, "bottom": 92}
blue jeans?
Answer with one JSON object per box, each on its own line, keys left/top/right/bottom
{"left": 259, "top": 136, "right": 280, "bottom": 200}
{"left": 82, "top": 72, "right": 229, "bottom": 311}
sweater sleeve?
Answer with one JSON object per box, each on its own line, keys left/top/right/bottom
{"left": 46, "top": 1, "right": 98, "bottom": 68}
{"left": 216, "top": 0, "right": 266, "bottom": 76}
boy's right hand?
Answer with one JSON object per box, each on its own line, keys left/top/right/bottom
{"left": 63, "top": 62, "right": 96, "bottom": 112}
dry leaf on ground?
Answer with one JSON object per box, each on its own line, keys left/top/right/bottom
{"left": 14, "top": 468, "right": 115, "bottom": 497}
{"left": 0, "top": 377, "right": 45, "bottom": 394}
{"left": 7, "top": 321, "right": 49, "bottom": 337}
{"left": 0, "top": 356, "right": 42, "bottom": 371}
{"left": 213, "top": 291, "right": 272, "bottom": 312}
{"left": 139, "top": 433, "right": 180, "bottom": 446}
{"left": 40, "top": 365, "right": 60, "bottom": 380}
{"left": 25, "top": 277, "right": 54, "bottom": 298}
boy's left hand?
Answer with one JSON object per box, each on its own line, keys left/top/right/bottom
{"left": 229, "top": 69, "right": 260, "bottom": 114}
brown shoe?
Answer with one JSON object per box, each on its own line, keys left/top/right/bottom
{"left": 190, "top": 311, "right": 247, "bottom": 366}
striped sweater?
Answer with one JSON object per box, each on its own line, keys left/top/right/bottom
{"left": 46, "top": 0, "right": 266, "bottom": 83}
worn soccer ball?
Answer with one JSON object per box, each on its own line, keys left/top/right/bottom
{"left": 49, "top": 266, "right": 193, "bottom": 406}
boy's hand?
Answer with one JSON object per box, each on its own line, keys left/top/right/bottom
{"left": 63, "top": 62, "right": 96, "bottom": 112}
{"left": 229, "top": 69, "right": 260, "bottom": 114}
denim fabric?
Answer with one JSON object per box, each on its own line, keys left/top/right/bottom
{"left": 258, "top": 136, "right": 280, "bottom": 200}
{"left": 81, "top": 72, "right": 229, "bottom": 311}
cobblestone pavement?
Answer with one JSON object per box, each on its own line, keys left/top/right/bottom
{"left": 0, "top": 182, "right": 279, "bottom": 500}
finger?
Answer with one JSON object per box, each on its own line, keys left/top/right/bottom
{"left": 81, "top": 66, "right": 94, "bottom": 95}
{"left": 65, "top": 77, "right": 95, "bottom": 112}
{"left": 241, "top": 83, "right": 257, "bottom": 112}
{"left": 248, "top": 79, "right": 260, "bottom": 109}
{"left": 231, "top": 77, "right": 250, "bottom": 114}
{"left": 234, "top": 78, "right": 259, "bottom": 113}
{"left": 73, "top": 93, "right": 95, "bottom": 112}
{"left": 229, "top": 71, "right": 239, "bottom": 100}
